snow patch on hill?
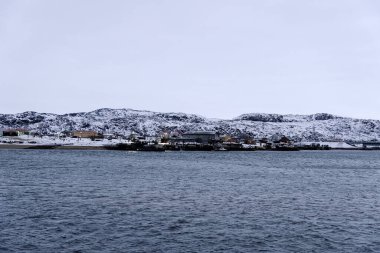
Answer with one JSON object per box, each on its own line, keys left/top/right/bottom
{"left": 1, "top": 108, "right": 380, "bottom": 142}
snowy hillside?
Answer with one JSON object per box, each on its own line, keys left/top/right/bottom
{"left": 1, "top": 109, "right": 379, "bottom": 142}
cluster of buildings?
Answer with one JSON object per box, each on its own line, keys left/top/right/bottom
{"left": 163, "top": 131, "right": 294, "bottom": 150}
{"left": 2, "top": 127, "right": 376, "bottom": 150}
{"left": 74, "top": 130, "right": 296, "bottom": 150}
{"left": 0, "top": 128, "right": 296, "bottom": 150}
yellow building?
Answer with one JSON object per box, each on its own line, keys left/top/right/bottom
{"left": 72, "top": 131, "right": 101, "bottom": 138}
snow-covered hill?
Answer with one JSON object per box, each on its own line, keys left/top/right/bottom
{"left": 1, "top": 109, "right": 379, "bottom": 142}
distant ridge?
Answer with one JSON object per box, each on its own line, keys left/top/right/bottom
{"left": 1, "top": 108, "right": 379, "bottom": 142}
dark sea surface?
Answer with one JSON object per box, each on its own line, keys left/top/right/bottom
{"left": 0, "top": 150, "right": 379, "bottom": 253}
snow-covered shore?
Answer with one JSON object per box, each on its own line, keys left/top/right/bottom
{"left": 0, "top": 136, "right": 364, "bottom": 150}
{"left": 0, "top": 135, "right": 130, "bottom": 147}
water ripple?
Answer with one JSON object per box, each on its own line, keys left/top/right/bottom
{"left": 0, "top": 150, "right": 379, "bottom": 252}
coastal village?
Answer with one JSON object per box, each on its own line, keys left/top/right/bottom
{"left": 0, "top": 128, "right": 378, "bottom": 151}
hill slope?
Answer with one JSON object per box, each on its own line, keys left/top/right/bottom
{"left": 1, "top": 109, "right": 379, "bottom": 141}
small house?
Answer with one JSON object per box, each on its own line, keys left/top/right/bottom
{"left": 258, "top": 138, "right": 272, "bottom": 149}
{"left": 221, "top": 135, "right": 239, "bottom": 143}
{"left": 278, "top": 136, "right": 291, "bottom": 144}
{"left": 273, "top": 136, "right": 293, "bottom": 148}
{"left": 103, "top": 133, "right": 116, "bottom": 140}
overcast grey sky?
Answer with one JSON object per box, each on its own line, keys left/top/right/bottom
{"left": 1, "top": 0, "right": 380, "bottom": 119}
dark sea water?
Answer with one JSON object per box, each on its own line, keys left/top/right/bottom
{"left": 0, "top": 150, "right": 379, "bottom": 253}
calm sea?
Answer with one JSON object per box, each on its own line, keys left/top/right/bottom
{"left": 0, "top": 150, "right": 379, "bottom": 252}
